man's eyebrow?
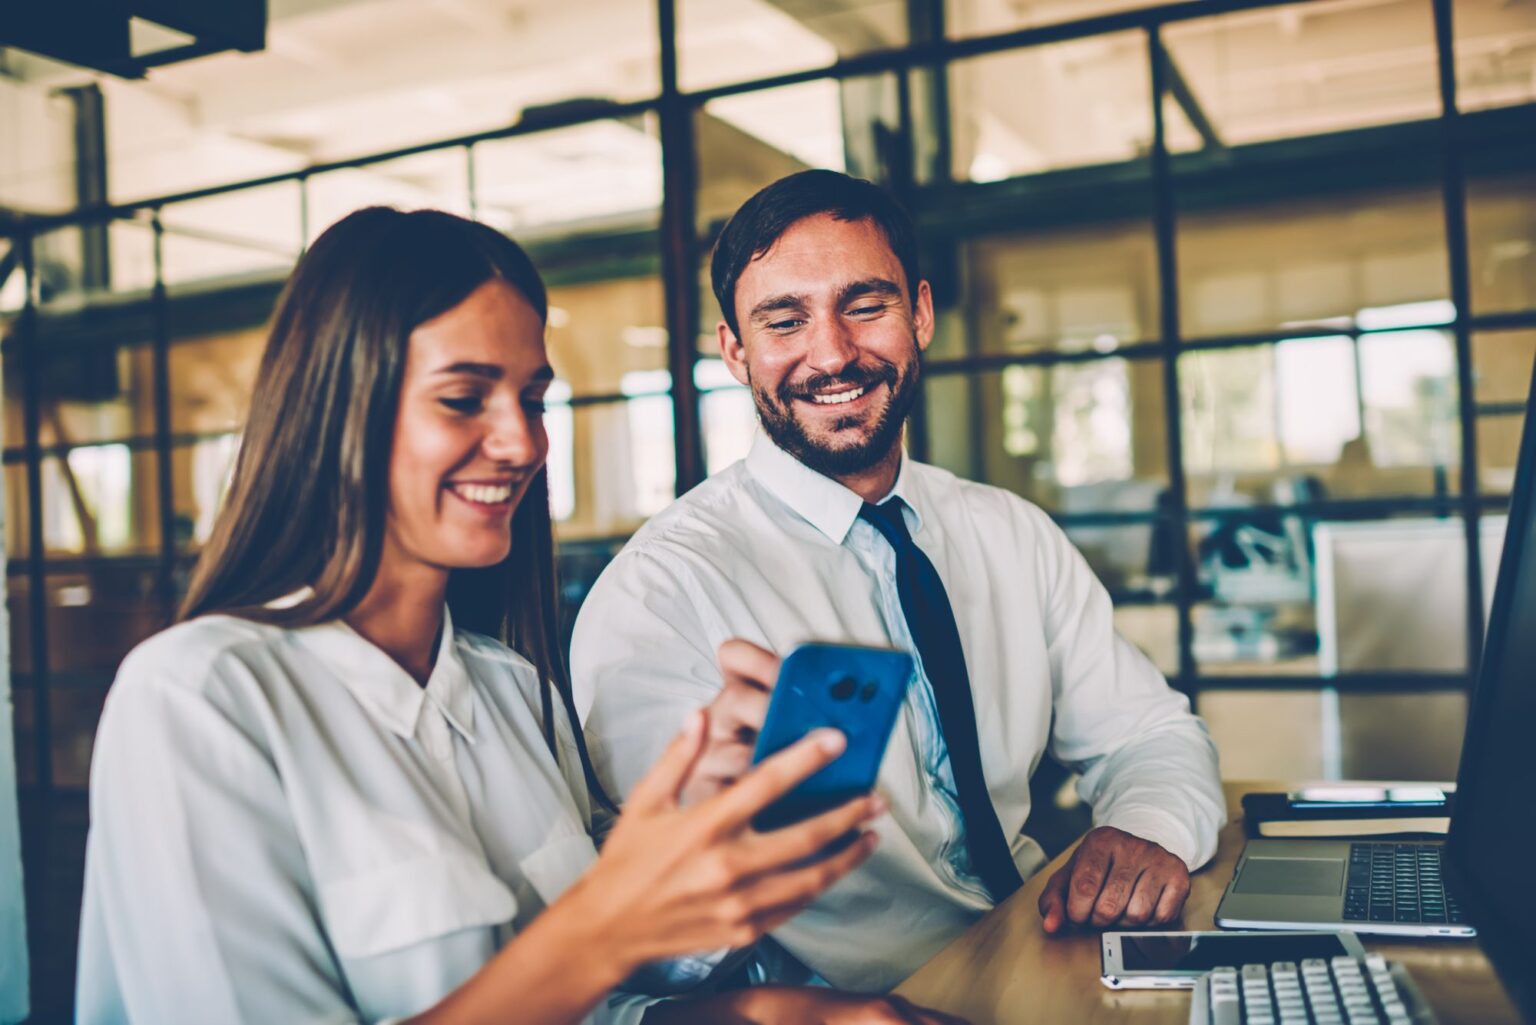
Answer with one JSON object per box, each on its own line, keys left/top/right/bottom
{"left": 838, "top": 278, "right": 903, "bottom": 304}
{"left": 748, "top": 293, "right": 809, "bottom": 323}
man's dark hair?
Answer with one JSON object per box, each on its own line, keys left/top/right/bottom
{"left": 710, "top": 169, "right": 920, "bottom": 337}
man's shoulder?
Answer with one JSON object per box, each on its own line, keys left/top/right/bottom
{"left": 619, "top": 460, "right": 762, "bottom": 559}
{"left": 907, "top": 459, "right": 1052, "bottom": 529}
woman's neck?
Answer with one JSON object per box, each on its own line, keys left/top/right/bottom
{"left": 345, "top": 555, "right": 450, "bottom": 687}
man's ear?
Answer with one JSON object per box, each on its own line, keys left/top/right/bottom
{"left": 913, "top": 280, "right": 935, "bottom": 354}
{"left": 718, "top": 321, "right": 751, "bottom": 386}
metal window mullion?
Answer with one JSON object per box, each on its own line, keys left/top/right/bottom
{"left": 1433, "top": 0, "right": 1485, "bottom": 682}
{"left": 18, "top": 230, "right": 53, "bottom": 792}
{"left": 657, "top": 0, "right": 704, "bottom": 495}
{"left": 150, "top": 212, "right": 176, "bottom": 616}
{"left": 1148, "top": 28, "right": 1198, "bottom": 697}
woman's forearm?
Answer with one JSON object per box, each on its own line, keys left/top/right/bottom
{"left": 405, "top": 883, "right": 632, "bottom": 1025}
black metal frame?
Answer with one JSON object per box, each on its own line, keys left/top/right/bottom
{"left": 1, "top": 0, "right": 1533, "bottom": 801}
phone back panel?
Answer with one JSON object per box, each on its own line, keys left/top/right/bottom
{"left": 750, "top": 643, "right": 914, "bottom": 831}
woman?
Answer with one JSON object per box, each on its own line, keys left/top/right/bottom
{"left": 75, "top": 207, "right": 967, "bottom": 1025}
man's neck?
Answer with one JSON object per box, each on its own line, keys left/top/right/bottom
{"left": 831, "top": 442, "right": 903, "bottom": 504}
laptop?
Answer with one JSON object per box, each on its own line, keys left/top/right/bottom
{"left": 1216, "top": 363, "right": 1536, "bottom": 945}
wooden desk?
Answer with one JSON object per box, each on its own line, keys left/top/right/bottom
{"left": 895, "top": 782, "right": 1519, "bottom": 1025}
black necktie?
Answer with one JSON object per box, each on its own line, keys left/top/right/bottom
{"left": 859, "top": 498, "right": 1024, "bottom": 902}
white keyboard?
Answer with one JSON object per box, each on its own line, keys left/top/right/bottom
{"left": 1188, "top": 954, "right": 1439, "bottom": 1025}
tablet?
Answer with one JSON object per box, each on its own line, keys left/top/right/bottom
{"left": 1100, "top": 929, "right": 1367, "bottom": 989}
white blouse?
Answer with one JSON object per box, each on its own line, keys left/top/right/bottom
{"left": 77, "top": 608, "right": 659, "bottom": 1025}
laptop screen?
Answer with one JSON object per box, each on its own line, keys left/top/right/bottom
{"left": 1446, "top": 365, "right": 1536, "bottom": 1023}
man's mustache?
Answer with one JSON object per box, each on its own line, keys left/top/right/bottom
{"left": 777, "top": 362, "right": 899, "bottom": 404}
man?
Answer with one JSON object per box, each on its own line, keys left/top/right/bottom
{"left": 572, "top": 170, "right": 1225, "bottom": 993}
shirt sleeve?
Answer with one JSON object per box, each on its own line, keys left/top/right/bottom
{"left": 77, "top": 653, "right": 358, "bottom": 1025}
{"left": 570, "top": 548, "right": 737, "bottom": 988}
{"left": 571, "top": 548, "right": 729, "bottom": 802}
{"left": 1023, "top": 502, "right": 1228, "bottom": 869}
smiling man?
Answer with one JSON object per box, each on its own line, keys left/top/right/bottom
{"left": 571, "top": 170, "right": 1225, "bottom": 993}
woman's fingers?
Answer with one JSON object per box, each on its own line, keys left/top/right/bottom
{"left": 624, "top": 709, "right": 708, "bottom": 815}
{"left": 739, "top": 793, "right": 887, "bottom": 874}
{"left": 716, "top": 638, "right": 780, "bottom": 697}
{"left": 732, "top": 827, "right": 879, "bottom": 924}
{"left": 704, "top": 727, "right": 847, "bottom": 831}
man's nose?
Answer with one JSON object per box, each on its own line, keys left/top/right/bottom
{"left": 804, "top": 316, "right": 859, "bottom": 376}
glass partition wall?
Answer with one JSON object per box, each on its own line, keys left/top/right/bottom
{"left": 3, "top": 0, "right": 1535, "bottom": 1011}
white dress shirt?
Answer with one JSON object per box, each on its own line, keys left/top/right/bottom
{"left": 77, "top": 608, "right": 660, "bottom": 1025}
{"left": 572, "top": 431, "right": 1226, "bottom": 993}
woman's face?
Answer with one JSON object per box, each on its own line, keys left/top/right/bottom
{"left": 385, "top": 278, "right": 552, "bottom": 574}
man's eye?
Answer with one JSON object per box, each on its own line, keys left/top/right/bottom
{"left": 439, "top": 396, "right": 484, "bottom": 414}
{"left": 769, "top": 318, "right": 804, "bottom": 331}
{"left": 848, "top": 304, "right": 884, "bottom": 317}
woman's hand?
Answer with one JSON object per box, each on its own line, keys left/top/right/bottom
{"left": 562, "top": 708, "right": 885, "bottom": 974}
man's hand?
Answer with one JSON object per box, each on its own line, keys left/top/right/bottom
{"left": 677, "top": 639, "right": 779, "bottom": 806}
{"left": 1037, "top": 826, "right": 1190, "bottom": 934}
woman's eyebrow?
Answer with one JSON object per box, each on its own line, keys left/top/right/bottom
{"left": 434, "top": 361, "right": 504, "bottom": 380}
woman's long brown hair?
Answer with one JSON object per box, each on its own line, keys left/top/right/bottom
{"left": 180, "top": 206, "right": 613, "bottom": 810}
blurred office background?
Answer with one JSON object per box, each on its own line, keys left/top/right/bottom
{"left": 1, "top": 0, "right": 1533, "bottom": 1018}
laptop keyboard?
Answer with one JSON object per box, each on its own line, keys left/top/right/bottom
{"left": 1343, "top": 843, "right": 1463, "bottom": 925}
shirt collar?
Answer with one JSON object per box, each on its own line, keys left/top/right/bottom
{"left": 291, "top": 603, "right": 476, "bottom": 744}
{"left": 744, "top": 429, "right": 923, "bottom": 544}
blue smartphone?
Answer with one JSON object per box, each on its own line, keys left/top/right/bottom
{"left": 749, "top": 643, "right": 914, "bottom": 832}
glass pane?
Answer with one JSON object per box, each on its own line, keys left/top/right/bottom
{"left": 947, "top": 0, "right": 1162, "bottom": 39}
{"left": 96, "top": 0, "right": 659, "bottom": 201}
{"left": 8, "top": 576, "right": 33, "bottom": 676}
{"left": 3, "top": 459, "right": 29, "bottom": 561}
{"left": 1466, "top": 171, "right": 1536, "bottom": 317}
{"left": 1198, "top": 690, "right": 1329, "bottom": 780}
{"left": 679, "top": 0, "right": 907, "bottom": 92}
{"left": 1479, "top": 410, "right": 1525, "bottom": 500}
{"left": 167, "top": 327, "right": 269, "bottom": 436}
{"left": 307, "top": 151, "right": 472, "bottom": 244}
{"left": 697, "top": 359, "right": 757, "bottom": 476}
{"left": 1176, "top": 186, "right": 1450, "bottom": 340}
{"left": 1066, "top": 520, "right": 1180, "bottom": 600}
{"left": 696, "top": 75, "right": 900, "bottom": 232}
{"left": 949, "top": 32, "right": 1152, "bottom": 182}
{"left": 957, "top": 217, "right": 1160, "bottom": 356}
{"left": 546, "top": 276, "right": 668, "bottom": 397}
{"left": 161, "top": 182, "right": 304, "bottom": 290}
{"left": 23, "top": 219, "right": 163, "bottom": 301}
{"left": 474, "top": 117, "right": 663, "bottom": 236}
{"left": 51, "top": 683, "right": 110, "bottom": 789}
{"left": 1162, "top": 0, "right": 1439, "bottom": 149}
{"left": 549, "top": 397, "right": 675, "bottom": 538}
{"left": 1453, "top": 0, "right": 1536, "bottom": 112}
{"left": 170, "top": 436, "right": 241, "bottom": 551}
{"left": 923, "top": 358, "right": 1168, "bottom": 515}
{"left": 1472, "top": 329, "right": 1536, "bottom": 406}
{"left": 1180, "top": 332, "right": 1461, "bottom": 508}
{"left": 3, "top": 336, "right": 154, "bottom": 448}
{"left": 1113, "top": 602, "right": 1179, "bottom": 677}
{"left": 1338, "top": 691, "right": 1467, "bottom": 781}
{"left": 38, "top": 446, "right": 161, "bottom": 557}
{"left": 1195, "top": 511, "right": 1503, "bottom": 677}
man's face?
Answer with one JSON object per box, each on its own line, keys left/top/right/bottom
{"left": 719, "top": 213, "right": 934, "bottom": 478}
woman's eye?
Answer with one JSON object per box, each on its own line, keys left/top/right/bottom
{"left": 439, "top": 396, "right": 484, "bottom": 414}
{"left": 522, "top": 399, "right": 548, "bottom": 416}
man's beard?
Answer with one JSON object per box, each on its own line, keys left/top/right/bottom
{"left": 751, "top": 339, "right": 922, "bottom": 479}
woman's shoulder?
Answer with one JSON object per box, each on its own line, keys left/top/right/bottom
{"left": 115, "top": 614, "right": 290, "bottom": 696}
{"left": 451, "top": 628, "right": 539, "bottom": 681}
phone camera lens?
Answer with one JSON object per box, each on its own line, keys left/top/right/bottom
{"left": 859, "top": 681, "right": 878, "bottom": 702}
{"left": 829, "top": 675, "right": 857, "bottom": 701}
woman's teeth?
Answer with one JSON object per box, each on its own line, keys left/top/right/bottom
{"left": 452, "top": 483, "right": 513, "bottom": 505}
{"left": 810, "top": 386, "right": 867, "bottom": 405}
